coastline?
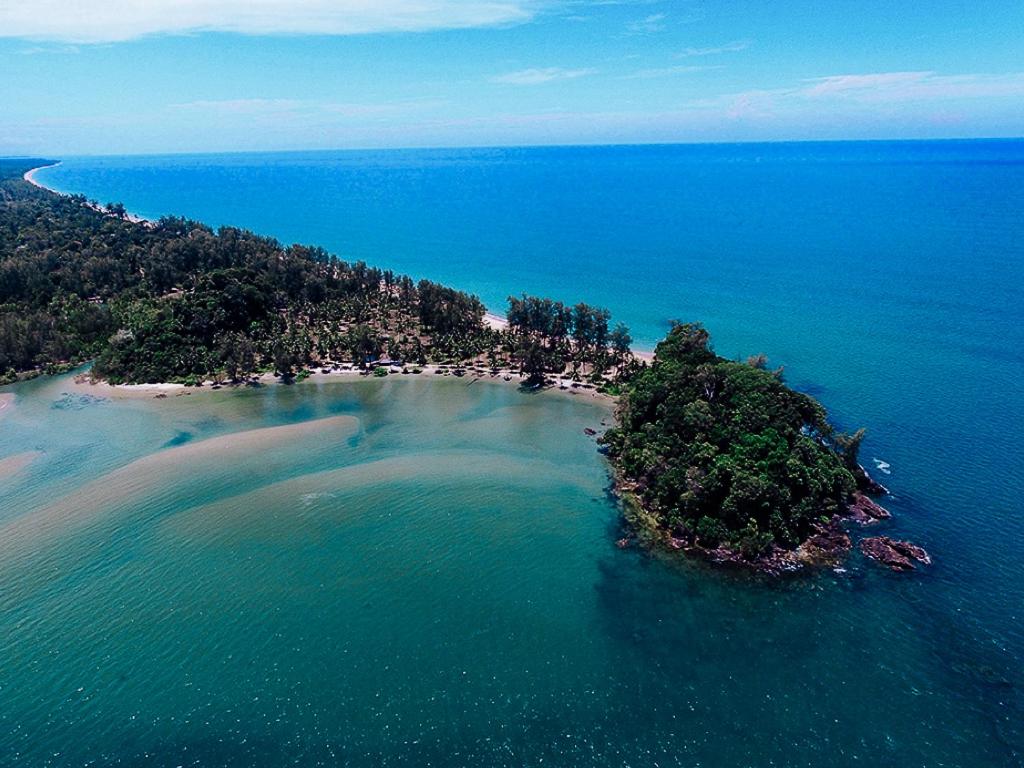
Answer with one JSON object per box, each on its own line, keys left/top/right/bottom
{"left": 483, "top": 310, "right": 654, "bottom": 361}
{"left": 23, "top": 162, "right": 153, "bottom": 225}
{"left": 65, "top": 363, "right": 618, "bottom": 409}
{"left": 20, "top": 163, "right": 653, "bottom": 359}
{"left": 13, "top": 162, "right": 654, "bottom": 401}
{"left": 22, "top": 162, "right": 61, "bottom": 191}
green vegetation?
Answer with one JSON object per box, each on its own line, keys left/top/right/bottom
{"left": 0, "top": 160, "right": 627, "bottom": 385}
{"left": 506, "top": 294, "right": 640, "bottom": 385}
{"left": 602, "top": 323, "right": 863, "bottom": 559}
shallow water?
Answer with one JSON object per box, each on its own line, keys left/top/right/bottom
{"left": 9, "top": 143, "right": 1024, "bottom": 765}
{"left": 0, "top": 374, "right": 1018, "bottom": 767}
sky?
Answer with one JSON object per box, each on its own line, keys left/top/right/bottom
{"left": 0, "top": 0, "right": 1022, "bottom": 155}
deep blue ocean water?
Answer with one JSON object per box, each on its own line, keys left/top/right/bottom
{"left": 15, "top": 141, "right": 1024, "bottom": 765}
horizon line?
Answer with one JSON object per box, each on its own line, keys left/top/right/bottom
{"left": 4, "top": 135, "right": 1024, "bottom": 162}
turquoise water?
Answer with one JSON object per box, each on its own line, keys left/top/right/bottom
{"left": 6, "top": 142, "right": 1024, "bottom": 765}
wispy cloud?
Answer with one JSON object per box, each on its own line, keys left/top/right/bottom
{"left": 800, "top": 71, "right": 935, "bottom": 98}
{"left": 678, "top": 40, "right": 750, "bottom": 57}
{"left": 0, "top": 0, "right": 540, "bottom": 44}
{"left": 19, "top": 44, "right": 81, "bottom": 55}
{"left": 168, "top": 98, "right": 448, "bottom": 125}
{"left": 686, "top": 71, "right": 1024, "bottom": 119}
{"left": 623, "top": 64, "right": 721, "bottom": 80}
{"left": 491, "top": 67, "right": 597, "bottom": 85}
{"left": 800, "top": 71, "right": 1024, "bottom": 102}
{"left": 626, "top": 13, "right": 667, "bottom": 35}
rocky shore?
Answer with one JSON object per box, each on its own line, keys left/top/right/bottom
{"left": 610, "top": 466, "right": 930, "bottom": 577}
{"left": 859, "top": 536, "right": 932, "bottom": 571}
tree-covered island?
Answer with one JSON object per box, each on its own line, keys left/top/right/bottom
{"left": 0, "top": 159, "right": 926, "bottom": 573}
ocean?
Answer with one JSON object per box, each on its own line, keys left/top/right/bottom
{"left": 4, "top": 140, "right": 1023, "bottom": 765}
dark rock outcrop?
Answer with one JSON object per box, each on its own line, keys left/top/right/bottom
{"left": 854, "top": 464, "right": 890, "bottom": 496}
{"left": 846, "top": 491, "right": 892, "bottom": 524}
{"left": 860, "top": 536, "right": 931, "bottom": 571}
{"left": 796, "top": 517, "right": 853, "bottom": 566}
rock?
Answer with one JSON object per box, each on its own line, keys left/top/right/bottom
{"left": 846, "top": 491, "right": 892, "bottom": 524}
{"left": 854, "top": 464, "right": 890, "bottom": 496}
{"left": 860, "top": 536, "right": 931, "bottom": 571}
{"left": 796, "top": 517, "right": 852, "bottom": 566}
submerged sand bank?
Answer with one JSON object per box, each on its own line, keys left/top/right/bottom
{"left": 166, "top": 449, "right": 595, "bottom": 540}
{"left": 0, "top": 414, "right": 359, "bottom": 558}
{"left": 0, "top": 451, "right": 40, "bottom": 480}
{"left": 0, "top": 392, "right": 13, "bottom": 417}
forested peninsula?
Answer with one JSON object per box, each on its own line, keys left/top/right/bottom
{"left": 0, "top": 159, "right": 924, "bottom": 573}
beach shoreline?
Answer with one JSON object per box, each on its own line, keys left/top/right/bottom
{"left": 18, "top": 160, "right": 647, "bottom": 391}
{"left": 23, "top": 162, "right": 153, "bottom": 225}
{"left": 19, "top": 161, "right": 653, "bottom": 377}
{"left": 66, "top": 364, "right": 618, "bottom": 409}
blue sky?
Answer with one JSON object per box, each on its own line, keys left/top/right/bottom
{"left": 1, "top": 0, "right": 1022, "bottom": 155}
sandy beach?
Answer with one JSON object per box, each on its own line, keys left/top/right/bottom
{"left": 483, "top": 312, "right": 509, "bottom": 331}
{"left": 66, "top": 362, "right": 618, "bottom": 409}
{"left": 22, "top": 163, "right": 59, "bottom": 190}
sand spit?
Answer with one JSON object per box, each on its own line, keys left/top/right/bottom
{"left": 483, "top": 312, "right": 509, "bottom": 331}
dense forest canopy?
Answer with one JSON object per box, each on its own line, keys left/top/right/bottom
{"left": 601, "top": 323, "right": 869, "bottom": 558}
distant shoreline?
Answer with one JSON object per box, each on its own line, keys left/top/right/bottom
{"left": 19, "top": 161, "right": 654, "bottom": 363}
{"left": 23, "top": 162, "right": 153, "bottom": 225}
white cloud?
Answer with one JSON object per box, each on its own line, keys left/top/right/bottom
{"left": 685, "top": 71, "right": 1024, "bottom": 120}
{"left": 491, "top": 66, "right": 597, "bottom": 84}
{"left": 799, "top": 71, "right": 1024, "bottom": 102}
{"left": 0, "top": 0, "right": 539, "bottom": 44}
{"left": 801, "top": 71, "right": 934, "bottom": 97}
{"left": 169, "top": 97, "right": 447, "bottom": 121}
{"left": 626, "top": 13, "right": 666, "bottom": 34}
{"left": 678, "top": 40, "right": 750, "bottom": 57}
{"left": 623, "top": 64, "right": 720, "bottom": 79}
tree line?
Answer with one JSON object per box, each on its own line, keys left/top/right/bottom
{"left": 0, "top": 160, "right": 633, "bottom": 387}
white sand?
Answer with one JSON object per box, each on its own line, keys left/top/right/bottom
{"left": 484, "top": 312, "right": 509, "bottom": 331}
{"left": 22, "top": 164, "right": 59, "bottom": 189}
